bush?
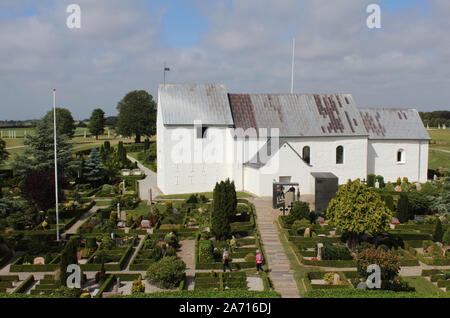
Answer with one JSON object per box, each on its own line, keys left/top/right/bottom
{"left": 321, "top": 243, "right": 353, "bottom": 261}
{"left": 433, "top": 219, "right": 444, "bottom": 242}
{"left": 131, "top": 276, "right": 145, "bottom": 294}
{"left": 367, "top": 174, "right": 376, "bottom": 187}
{"left": 397, "top": 194, "right": 409, "bottom": 223}
{"left": 288, "top": 202, "right": 310, "bottom": 222}
{"left": 292, "top": 219, "right": 311, "bottom": 235}
{"left": 244, "top": 253, "right": 255, "bottom": 262}
{"left": 356, "top": 247, "right": 401, "bottom": 289}
{"left": 198, "top": 240, "right": 214, "bottom": 263}
{"left": 356, "top": 242, "right": 373, "bottom": 253}
{"left": 186, "top": 195, "right": 198, "bottom": 204}
{"left": 443, "top": 228, "right": 450, "bottom": 245}
{"left": 146, "top": 256, "right": 186, "bottom": 289}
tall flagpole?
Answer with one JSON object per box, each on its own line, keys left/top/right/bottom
{"left": 53, "top": 88, "right": 60, "bottom": 242}
{"left": 290, "top": 38, "right": 295, "bottom": 94}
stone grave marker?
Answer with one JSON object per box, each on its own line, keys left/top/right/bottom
{"left": 141, "top": 220, "right": 150, "bottom": 228}
{"left": 33, "top": 257, "right": 45, "bottom": 265}
{"left": 120, "top": 211, "right": 127, "bottom": 221}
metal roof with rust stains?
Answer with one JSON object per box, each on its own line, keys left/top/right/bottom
{"left": 159, "top": 84, "right": 234, "bottom": 126}
{"left": 229, "top": 93, "right": 367, "bottom": 137}
{"left": 358, "top": 108, "right": 430, "bottom": 140}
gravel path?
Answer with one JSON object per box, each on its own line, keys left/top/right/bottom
{"left": 127, "top": 155, "right": 160, "bottom": 201}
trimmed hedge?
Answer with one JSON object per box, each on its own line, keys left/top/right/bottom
{"left": 13, "top": 275, "right": 35, "bottom": 294}
{"left": 112, "top": 290, "right": 281, "bottom": 298}
{"left": 304, "top": 289, "right": 449, "bottom": 298}
{"left": 95, "top": 274, "right": 117, "bottom": 298}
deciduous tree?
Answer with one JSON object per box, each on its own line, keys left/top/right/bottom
{"left": 88, "top": 108, "right": 106, "bottom": 140}
{"left": 326, "top": 179, "right": 392, "bottom": 250}
{"left": 116, "top": 90, "right": 156, "bottom": 143}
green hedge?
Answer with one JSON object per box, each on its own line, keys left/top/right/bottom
{"left": 95, "top": 274, "right": 117, "bottom": 298}
{"left": 13, "top": 275, "right": 35, "bottom": 294}
{"left": 195, "top": 261, "right": 256, "bottom": 270}
{"left": 112, "top": 290, "right": 281, "bottom": 298}
{"left": 304, "top": 289, "right": 449, "bottom": 298}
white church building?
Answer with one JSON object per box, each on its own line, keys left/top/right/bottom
{"left": 156, "top": 84, "right": 430, "bottom": 198}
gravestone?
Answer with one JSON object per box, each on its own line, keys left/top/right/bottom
{"left": 375, "top": 181, "right": 380, "bottom": 188}
{"left": 316, "top": 243, "right": 324, "bottom": 260}
{"left": 333, "top": 273, "right": 340, "bottom": 284}
{"left": 415, "top": 183, "right": 422, "bottom": 191}
{"left": 33, "top": 257, "right": 45, "bottom": 265}
{"left": 120, "top": 211, "right": 127, "bottom": 221}
{"left": 141, "top": 220, "right": 150, "bottom": 228}
{"left": 304, "top": 228, "right": 311, "bottom": 238}
{"left": 356, "top": 282, "right": 367, "bottom": 290}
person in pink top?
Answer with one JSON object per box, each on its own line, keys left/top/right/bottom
{"left": 256, "top": 250, "right": 263, "bottom": 273}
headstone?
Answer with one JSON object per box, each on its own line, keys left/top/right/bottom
{"left": 439, "top": 215, "right": 446, "bottom": 223}
{"left": 141, "top": 220, "right": 150, "bottom": 228}
{"left": 375, "top": 181, "right": 380, "bottom": 188}
{"left": 33, "top": 257, "right": 45, "bottom": 265}
{"left": 304, "top": 228, "right": 311, "bottom": 238}
{"left": 173, "top": 208, "right": 179, "bottom": 214}
{"left": 356, "top": 282, "right": 367, "bottom": 290}
{"left": 92, "top": 289, "right": 99, "bottom": 297}
{"left": 317, "top": 243, "right": 324, "bottom": 261}
{"left": 120, "top": 211, "right": 127, "bottom": 221}
{"left": 111, "top": 232, "right": 115, "bottom": 239}
{"left": 148, "top": 189, "right": 152, "bottom": 205}
{"left": 333, "top": 273, "right": 340, "bottom": 284}
{"left": 317, "top": 217, "right": 325, "bottom": 223}
{"left": 434, "top": 174, "right": 438, "bottom": 181}
{"left": 415, "top": 183, "right": 422, "bottom": 191}
{"left": 115, "top": 277, "right": 120, "bottom": 292}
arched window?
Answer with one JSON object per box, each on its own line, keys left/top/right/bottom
{"left": 397, "top": 149, "right": 405, "bottom": 163}
{"left": 336, "top": 146, "right": 344, "bottom": 164}
{"left": 302, "top": 146, "right": 310, "bottom": 164}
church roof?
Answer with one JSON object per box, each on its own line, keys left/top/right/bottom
{"left": 159, "top": 84, "right": 234, "bottom": 126}
{"left": 358, "top": 108, "right": 430, "bottom": 140}
{"left": 229, "top": 93, "right": 367, "bottom": 137}
{"left": 158, "top": 84, "right": 429, "bottom": 140}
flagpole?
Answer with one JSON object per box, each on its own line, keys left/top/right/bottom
{"left": 53, "top": 88, "right": 60, "bottom": 242}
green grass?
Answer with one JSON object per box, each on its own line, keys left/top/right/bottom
{"left": 428, "top": 129, "right": 450, "bottom": 169}
{"left": 126, "top": 201, "right": 152, "bottom": 218}
{"left": 304, "top": 289, "right": 450, "bottom": 298}
{"left": 156, "top": 191, "right": 253, "bottom": 200}
{"left": 400, "top": 276, "right": 443, "bottom": 294}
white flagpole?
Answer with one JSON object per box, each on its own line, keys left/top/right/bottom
{"left": 53, "top": 88, "right": 60, "bottom": 241}
{"left": 290, "top": 38, "right": 295, "bottom": 94}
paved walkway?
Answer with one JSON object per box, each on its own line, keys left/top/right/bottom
{"left": 250, "top": 198, "right": 299, "bottom": 298}
{"left": 127, "top": 155, "right": 160, "bottom": 201}
{"left": 178, "top": 240, "right": 195, "bottom": 290}
{"left": 63, "top": 205, "right": 108, "bottom": 237}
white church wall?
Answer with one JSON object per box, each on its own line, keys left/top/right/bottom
{"left": 157, "top": 124, "right": 237, "bottom": 194}
{"left": 368, "top": 139, "right": 428, "bottom": 183}
{"left": 288, "top": 136, "right": 368, "bottom": 186}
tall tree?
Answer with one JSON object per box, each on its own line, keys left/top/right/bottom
{"left": 211, "top": 181, "right": 231, "bottom": 240}
{"left": 397, "top": 194, "right": 410, "bottom": 223}
{"left": 433, "top": 218, "right": 444, "bottom": 242}
{"left": 13, "top": 120, "right": 76, "bottom": 180}
{"left": 88, "top": 108, "right": 105, "bottom": 140}
{"left": 21, "top": 170, "right": 65, "bottom": 211}
{"left": 326, "top": 179, "right": 392, "bottom": 250}
{"left": 60, "top": 238, "right": 78, "bottom": 286}
{"left": 83, "top": 148, "right": 105, "bottom": 186}
{"left": 0, "top": 138, "right": 9, "bottom": 164}
{"left": 43, "top": 107, "right": 76, "bottom": 138}
{"left": 116, "top": 90, "right": 156, "bottom": 143}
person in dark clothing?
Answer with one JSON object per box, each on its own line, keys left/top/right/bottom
{"left": 222, "top": 248, "right": 232, "bottom": 272}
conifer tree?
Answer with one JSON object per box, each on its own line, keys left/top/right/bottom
{"left": 433, "top": 218, "right": 444, "bottom": 242}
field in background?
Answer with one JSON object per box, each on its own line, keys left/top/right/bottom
{"left": 428, "top": 129, "right": 450, "bottom": 170}
{"left": 1, "top": 128, "right": 449, "bottom": 171}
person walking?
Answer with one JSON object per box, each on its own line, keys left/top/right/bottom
{"left": 256, "top": 250, "right": 263, "bottom": 273}
{"left": 222, "top": 248, "right": 232, "bottom": 272}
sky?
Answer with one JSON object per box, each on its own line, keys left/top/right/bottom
{"left": 0, "top": 0, "right": 449, "bottom": 120}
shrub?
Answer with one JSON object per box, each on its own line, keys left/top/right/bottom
{"left": 289, "top": 202, "right": 310, "bottom": 222}
{"left": 397, "top": 194, "right": 409, "bottom": 223}
{"left": 198, "top": 240, "right": 214, "bottom": 263}
{"left": 292, "top": 219, "right": 310, "bottom": 235}
{"left": 433, "top": 219, "right": 444, "bottom": 243}
{"left": 367, "top": 174, "right": 376, "bottom": 187}
{"left": 131, "top": 276, "right": 145, "bottom": 294}
{"left": 356, "top": 247, "right": 401, "bottom": 289}
{"left": 146, "top": 256, "right": 186, "bottom": 289}
{"left": 408, "top": 192, "right": 430, "bottom": 216}
{"left": 244, "top": 253, "right": 255, "bottom": 262}
{"left": 321, "top": 242, "right": 353, "bottom": 261}
{"left": 186, "top": 195, "right": 198, "bottom": 204}
{"left": 385, "top": 183, "right": 395, "bottom": 192}
{"left": 86, "top": 238, "right": 96, "bottom": 249}
{"left": 443, "top": 228, "right": 450, "bottom": 245}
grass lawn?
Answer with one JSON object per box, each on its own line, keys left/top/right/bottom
{"left": 156, "top": 191, "right": 253, "bottom": 200}
{"left": 400, "top": 276, "right": 443, "bottom": 294}
{"left": 428, "top": 129, "right": 450, "bottom": 169}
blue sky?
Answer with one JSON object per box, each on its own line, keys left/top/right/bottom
{"left": 0, "top": 0, "right": 449, "bottom": 120}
